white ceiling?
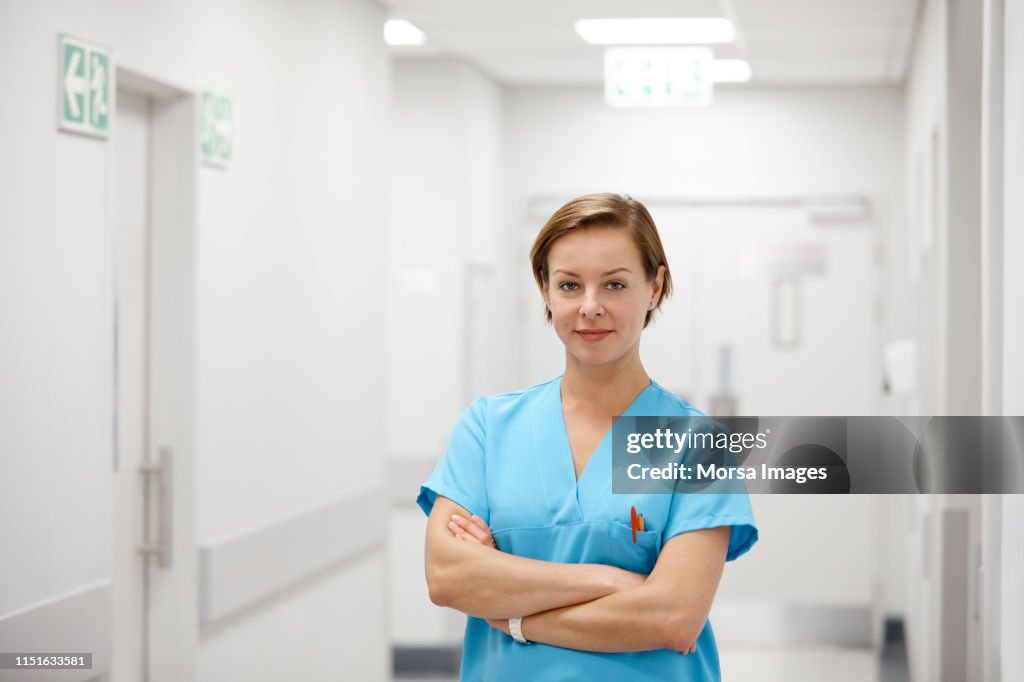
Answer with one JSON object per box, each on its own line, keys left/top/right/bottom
{"left": 379, "top": 0, "right": 921, "bottom": 86}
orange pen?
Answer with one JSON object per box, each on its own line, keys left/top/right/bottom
{"left": 630, "top": 505, "right": 645, "bottom": 543}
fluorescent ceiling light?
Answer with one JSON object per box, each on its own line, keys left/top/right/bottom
{"left": 709, "top": 59, "right": 752, "bottom": 82}
{"left": 575, "top": 18, "right": 735, "bottom": 45}
{"left": 384, "top": 19, "right": 425, "bottom": 46}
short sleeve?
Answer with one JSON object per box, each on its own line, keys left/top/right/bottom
{"left": 662, "top": 488, "right": 758, "bottom": 562}
{"left": 416, "top": 398, "right": 489, "bottom": 521}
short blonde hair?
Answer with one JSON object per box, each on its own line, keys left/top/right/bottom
{"left": 529, "top": 193, "right": 673, "bottom": 328}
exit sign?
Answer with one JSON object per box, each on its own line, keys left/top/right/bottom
{"left": 200, "top": 92, "right": 233, "bottom": 167}
{"left": 605, "top": 47, "right": 713, "bottom": 108}
{"left": 58, "top": 34, "right": 114, "bottom": 137}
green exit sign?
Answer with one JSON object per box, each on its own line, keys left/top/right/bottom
{"left": 200, "top": 92, "right": 233, "bottom": 167}
{"left": 605, "top": 47, "right": 714, "bottom": 108}
{"left": 58, "top": 34, "right": 114, "bottom": 138}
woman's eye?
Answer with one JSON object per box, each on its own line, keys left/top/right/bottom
{"left": 558, "top": 282, "right": 579, "bottom": 292}
{"left": 607, "top": 281, "right": 625, "bottom": 290}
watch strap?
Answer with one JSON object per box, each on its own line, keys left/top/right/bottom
{"left": 509, "top": 616, "right": 529, "bottom": 644}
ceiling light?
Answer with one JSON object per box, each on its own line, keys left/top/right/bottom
{"left": 383, "top": 19, "right": 425, "bottom": 46}
{"left": 709, "top": 59, "right": 752, "bottom": 83}
{"left": 575, "top": 18, "right": 735, "bottom": 45}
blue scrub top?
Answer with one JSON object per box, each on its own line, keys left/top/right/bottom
{"left": 417, "top": 375, "right": 758, "bottom": 682}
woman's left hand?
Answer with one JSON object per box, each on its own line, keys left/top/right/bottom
{"left": 447, "top": 513, "right": 498, "bottom": 549}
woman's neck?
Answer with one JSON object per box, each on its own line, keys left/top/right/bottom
{"left": 561, "top": 349, "right": 650, "bottom": 414}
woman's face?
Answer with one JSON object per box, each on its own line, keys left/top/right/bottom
{"left": 543, "top": 226, "right": 664, "bottom": 369}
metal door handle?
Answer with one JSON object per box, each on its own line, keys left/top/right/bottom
{"left": 138, "top": 447, "right": 173, "bottom": 568}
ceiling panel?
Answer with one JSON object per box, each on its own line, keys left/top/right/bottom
{"left": 382, "top": 0, "right": 920, "bottom": 86}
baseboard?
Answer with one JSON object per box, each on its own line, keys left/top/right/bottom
{"left": 392, "top": 645, "right": 461, "bottom": 678}
{"left": 711, "top": 601, "right": 873, "bottom": 647}
{"left": 0, "top": 580, "right": 111, "bottom": 682}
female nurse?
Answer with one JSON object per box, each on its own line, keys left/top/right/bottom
{"left": 417, "top": 193, "right": 758, "bottom": 681}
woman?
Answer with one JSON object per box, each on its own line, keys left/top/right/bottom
{"left": 417, "top": 193, "right": 757, "bottom": 680}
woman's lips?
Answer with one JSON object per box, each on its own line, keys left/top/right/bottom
{"left": 576, "top": 330, "right": 612, "bottom": 342}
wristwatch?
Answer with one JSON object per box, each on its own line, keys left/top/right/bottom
{"left": 509, "top": 616, "right": 529, "bottom": 644}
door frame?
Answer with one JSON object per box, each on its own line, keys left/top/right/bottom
{"left": 113, "top": 66, "right": 198, "bottom": 682}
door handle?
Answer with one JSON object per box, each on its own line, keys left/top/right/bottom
{"left": 138, "top": 447, "right": 173, "bottom": 568}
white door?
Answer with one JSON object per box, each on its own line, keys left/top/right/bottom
{"left": 111, "top": 82, "right": 197, "bottom": 682}
{"left": 642, "top": 204, "right": 880, "bottom": 415}
{"left": 642, "top": 203, "right": 880, "bottom": 640}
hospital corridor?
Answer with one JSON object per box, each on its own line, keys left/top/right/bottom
{"left": 1, "top": 0, "right": 1023, "bottom": 680}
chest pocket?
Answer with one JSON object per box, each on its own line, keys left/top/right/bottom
{"left": 493, "top": 521, "right": 662, "bottom": 574}
{"left": 608, "top": 521, "right": 661, "bottom": 573}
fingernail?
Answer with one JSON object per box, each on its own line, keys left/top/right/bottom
{"left": 452, "top": 514, "right": 463, "bottom": 522}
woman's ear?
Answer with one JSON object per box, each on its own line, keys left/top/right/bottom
{"left": 651, "top": 265, "right": 666, "bottom": 304}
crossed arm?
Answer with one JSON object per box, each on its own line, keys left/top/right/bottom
{"left": 424, "top": 495, "right": 730, "bottom": 653}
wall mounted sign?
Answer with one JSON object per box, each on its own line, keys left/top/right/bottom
{"left": 200, "top": 91, "right": 233, "bottom": 167}
{"left": 737, "top": 242, "right": 827, "bottom": 280}
{"left": 58, "top": 34, "right": 113, "bottom": 138}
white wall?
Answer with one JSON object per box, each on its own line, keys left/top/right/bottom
{"left": 0, "top": 0, "right": 115, "bottom": 631}
{"left": 504, "top": 85, "right": 902, "bottom": 211}
{"left": 897, "top": 0, "right": 947, "bottom": 418}
{"left": 0, "top": 0, "right": 392, "bottom": 679}
{"left": 1000, "top": 0, "right": 1024, "bottom": 679}
{"left": 898, "top": 0, "right": 1024, "bottom": 679}
{"left": 386, "top": 58, "right": 507, "bottom": 646}
{"left": 945, "top": 0, "right": 986, "bottom": 418}
{"left": 190, "top": 2, "right": 392, "bottom": 678}
{"left": 897, "top": 2, "right": 947, "bottom": 678}
{"left": 386, "top": 58, "right": 505, "bottom": 459}
{"left": 1003, "top": 496, "right": 1024, "bottom": 682}
{"left": 191, "top": 0, "right": 390, "bottom": 543}
{"left": 198, "top": 555, "right": 387, "bottom": 681}
{"left": 899, "top": 0, "right": 985, "bottom": 420}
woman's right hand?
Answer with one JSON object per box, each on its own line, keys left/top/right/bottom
{"left": 448, "top": 513, "right": 498, "bottom": 549}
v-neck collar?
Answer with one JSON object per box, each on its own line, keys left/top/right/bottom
{"left": 530, "top": 375, "right": 655, "bottom": 524}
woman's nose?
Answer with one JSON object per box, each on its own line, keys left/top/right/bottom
{"left": 579, "top": 293, "right": 605, "bottom": 318}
